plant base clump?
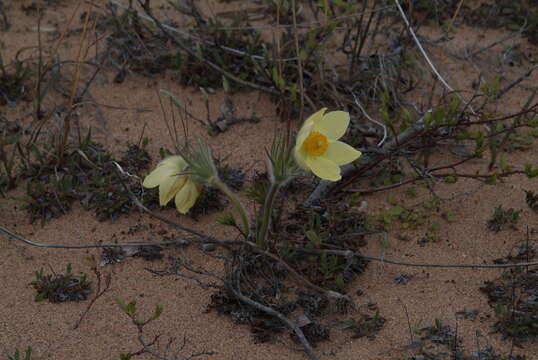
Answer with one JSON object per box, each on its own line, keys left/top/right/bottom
{"left": 206, "top": 210, "right": 374, "bottom": 346}
{"left": 481, "top": 267, "right": 538, "bottom": 344}
{"left": 281, "top": 202, "right": 371, "bottom": 292}
{"left": 31, "top": 264, "right": 92, "bottom": 303}
{"left": 24, "top": 138, "right": 154, "bottom": 223}
{"left": 470, "top": 0, "right": 538, "bottom": 44}
{"left": 487, "top": 206, "right": 521, "bottom": 232}
{"left": 406, "top": 320, "right": 527, "bottom": 360}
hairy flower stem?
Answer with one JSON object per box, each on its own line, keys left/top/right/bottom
{"left": 211, "top": 177, "right": 251, "bottom": 238}
{"left": 257, "top": 182, "right": 282, "bottom": 248}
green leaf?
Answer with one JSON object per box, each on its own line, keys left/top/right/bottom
{"left": 288, "top": 83, "right": 298, "bottom": 102}
{"left": 444, "top": 175, "right": 458, "bottom": 184}
{"left": 485, "top": 173, "right": 498, "bottom": 185}
{"left": 499, "top": 154, "right": 510, "bottom": 172}
{"left": 305, "top": 230, "right": 322, "bottom": 247}
{"left": 387, "top": 205, "right": 405, "bottom": 217}
{"left": 271, "top": 67, "right": 285, "bottom": 90}
{"left": 481, "top": 76, "right": 501, "bottom": 98}
{"left": 116, "top": 299, "right": 127, "bottom": 312}
{"left": 222, "top": 76, "right": 230, "bottom": 93}
{"left": 117, "top": 299, "right": 137, "bottom": 316}
{"left": 429, "top": 221, "right": 441, "bottom": 232}
{"left": 217, "top": 213, "right": 236, "bottom": 226}
{"left": 524, "top": 163, "right": 538, "bottom": 178}
{"left": 528, "top": 117, "right": 538, "bottom": 127}
{"left": 23, "top": 347, "right": 32, "bottom": 360}
{"left": 199, "top": 87, "right": 209, "bottom": 102}
{"left": 299, "top": 48, "right": 308, "bottom": 62}
{"left": 0, "top": 134, "right": 21, "bottom": 145}
{"left": 160, "top": 89, "right": 185, "bottom": 110}
{"left": 450, "top": 96, "right": 461, "bottom": 113}
{"left": 8, "top": 349, "right": 20, "bottom": 360}
{"left": 433, "top": 108, "right": 445, "bottom": 125}
{"left": 151, "top": 304, "right": 164, "bottom": 320}
{"left": 387, "top": 195, "right": 399, "bottom": 206}
{"left": 474, "top": 131, "right": 486, "bottom": 155}
{"left": 423, "top": 112, "right": 432, "bottom": 129}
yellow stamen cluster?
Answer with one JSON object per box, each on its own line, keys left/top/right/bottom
{"left": 302, "top": 131, "right": 328, "bottom": 157}
{"left": 294, "top": 108, "right": 362, "bottom": 181}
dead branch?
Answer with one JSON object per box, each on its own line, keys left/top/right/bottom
{"left": 73, "top": 257, "right": 112, "bottom": 330}
{"left": 228, "top": 268, "right": 319, "bottom": 360}
{"left": 135, "top": 0, "right": 278, "bottom": 96}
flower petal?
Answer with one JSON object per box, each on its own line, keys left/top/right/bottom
{"left": 293, "top": 146, "right": 308, "bottom": 170}
{"left": 323, "top": 140, "right": 362, "bottom": 165}
{"left": 313, "top": 111, "right": 350, "bottom": 140}
{"left": 143, "top": 165, "right": 174, "bottom": 188}
{"left": 296, "top": 108, "right": 327, "bottom": 147}
{"left": 174, "top": 180, "right": 200, "bottom": 214}
{"left": 161, "top": 155, "right": 188, "bottom": 169}
{"left": 306, "top": 156, "right": 341, "bottom": 181}
{"left": 303, "top": 108, "right": 327, "bottom": 129}
{"left": 159, "top": 174, "right": 187, "bottom": 206}
{"left": 142, "top": 156, "right": 187, "bottom": 188}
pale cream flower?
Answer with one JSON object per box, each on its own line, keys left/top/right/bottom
{"left": 294, "top": 108, "right": 361, "bottom": 181}
{"left": 142, "top": 155, "right": 200, "bottom": 214}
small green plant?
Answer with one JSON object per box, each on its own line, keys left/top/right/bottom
{"left": 487, "top": 205, "right": 521, "bottom": 232}
{"left": 24, "top": 175, "right": 75, "bottom": 225}
{"left": 379, "top": 204, "right": 427, "bottom": 230}
{"left": 0, "top": 123, "right": 21, "bottom": 191}
{"left": 244, "top": 172, "right": 269, "bottom": 205}
{"left": 7, "top": 347, "right": 32, "bottom": 360}
{"left": 404, "top": 187, "right": 418, "bottom": 198}
{"left": 117, "top": 299, "right": 163, "bottom": 326}
{"left": 525, "top": 190, "right": 538, "bottom": 213}
{"left": 502, "top": 131, "right": 536, "bottom": 152}
{"left": 23, "top": 133, "right": 154, "bottom": 223}
{"left": 0, "top": 52, "right": 32, "bottom": 106}
{"left": 31, "top": 264, "right": 92, "bottom": 303}
{"left": 319, "top": 252, "right": 340, "bottom": 281}
{"left": 481, "top": 268, "right": 538, "bottom": 343}
{"left": 471, "top": 0, "right": 538, "bottom": 44}
{"left": 338, "top": 310, "right": 385, "bottom": 340}
{"left": 116, "top": 299, "right": 209, "bottom": 360}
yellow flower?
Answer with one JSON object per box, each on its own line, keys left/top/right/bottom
{"left": 294, "top": 108, "right": 361, "bottom": 181}
{"left": 142, "top": 155, "right": 200, "bottom": 214}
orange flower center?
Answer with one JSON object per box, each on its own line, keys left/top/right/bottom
{"left": 303, "top": 131, "right": 329, "bottom": 157}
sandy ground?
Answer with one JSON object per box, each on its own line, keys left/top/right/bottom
{"left": 1, "top": 1, "right": 538, "bottom": 359}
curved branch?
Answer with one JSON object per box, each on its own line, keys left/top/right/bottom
{"left": 228, "top": 269, "right": 319, "bottom": 360}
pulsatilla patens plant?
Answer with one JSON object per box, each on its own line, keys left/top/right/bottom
{"left": 143, "top": 108, "right": 361, "bottom": 247}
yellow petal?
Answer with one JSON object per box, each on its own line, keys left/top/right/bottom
{"left": 159, "top": 174, "right": 187, "bottom": 206}
{"left": 293, "top": 146, "right": 308, "bottom": 170}
{"left": 303, "top": 108, "right": 327, "bottom": 129}
{"left": 143, "top": 165, "right": 174, "bottom": 188}
{"left": 161, "top": 155, "right": 188, "bottom": 169}
{"left": 313, "top": 111, "right": 350, "bottom": 140}
{"left": 143, "top": 156, "right": 187, "bottom": 188}
{"left": 306, "top": 156, "right": 341, "bottom": 181}
{"left": 174, "top": 180, "right": 200, "bottom": 214}
{"left": 323, "top": 140, "right": 362, "bottom": 165}
{"left": 296, "top": 108, "right": 327, "bottom": 147}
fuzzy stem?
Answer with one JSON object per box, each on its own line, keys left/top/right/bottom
{"left": 211, "top": 177, "right": 250, "bottom": 238}
{"left": 256, "top": 182, "right": 281, "bottom": 248}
